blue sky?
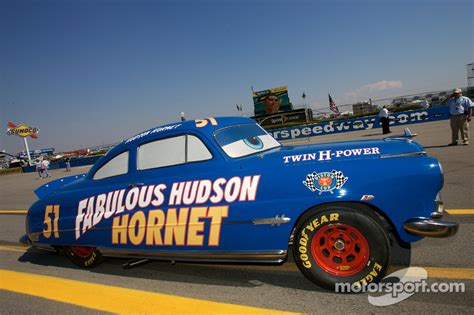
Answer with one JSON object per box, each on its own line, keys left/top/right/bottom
{"left": 1, "top": 0, "right": 473, "bottom": 153}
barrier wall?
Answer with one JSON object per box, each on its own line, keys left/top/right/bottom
{"left": 22, "top": 155, "right": 103, "bottom": 173}
{"left": 269, "top": 106, "right": 450, "bottom": 141}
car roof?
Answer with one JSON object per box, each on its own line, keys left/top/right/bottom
{"left": 106, "top": 116, "right": 256, "bottom": 156}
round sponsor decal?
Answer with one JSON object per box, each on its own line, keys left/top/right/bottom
{"left": 303, "top": 170, "right": 348, "bottom": 194}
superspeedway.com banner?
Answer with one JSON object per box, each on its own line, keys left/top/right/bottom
{"left": 270, "top": 106, "right": 450, "bottom": 141}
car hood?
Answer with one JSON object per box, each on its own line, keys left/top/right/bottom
{"left": 264, "top": 137, "right": 425, "bottom": 164}
{"left": 35, "top": 174, "right": 87, "bottom": 199}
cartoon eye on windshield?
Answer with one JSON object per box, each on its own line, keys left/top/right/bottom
{"left": 214, "top": 124, "right": 281, "bottom": 158}
{"left": 243, "top": 136, "right": 264, "bottom": 150}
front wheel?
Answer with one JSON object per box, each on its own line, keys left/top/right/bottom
{"left": 63, "top": 246, "right": 103, "bottom": 268}
{"left": 293, "top": 204, "right": 390, "bottom": 291}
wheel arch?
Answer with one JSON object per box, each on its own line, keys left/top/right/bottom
{"left": 289, "top": 201, "right": 407, "bottom": 248}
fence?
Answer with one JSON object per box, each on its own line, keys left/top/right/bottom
{"left": 308, "top": 87, "right": 470, "bottom": 118}
{"left": 22, "top": 155, "right": 103, "bottom": 173}
{"left": 269, "top": 105, "right": 450, "bottom": 141}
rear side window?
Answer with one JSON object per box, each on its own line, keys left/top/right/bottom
{"left": 93, "top": 151, "right": 129, "bottom": 180}
{"left": 138, "top": 135, "right": 211, "bottom": 170}
{"left": 187, "top": 135, "right": 213, "bottom": 162}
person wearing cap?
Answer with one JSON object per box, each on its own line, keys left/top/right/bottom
{"left": 447, "top": 88, "right": 473, "bottom": 145}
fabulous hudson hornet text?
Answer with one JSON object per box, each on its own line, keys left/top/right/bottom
{"left": 74, "top": 175, "right": 261, "bottom": 246}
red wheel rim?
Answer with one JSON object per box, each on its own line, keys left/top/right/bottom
{"left": 311, "top": 223, "right": 369, "bottom": 276}
{"left": 70, "top": 246, "right": 94, "bottom": 258}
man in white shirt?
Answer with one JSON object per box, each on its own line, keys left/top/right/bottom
{"left": 378, "top": 106, "right": 391, "bottom": 134}
{"left": 447, "top": 88, "right": 473, "bottom": 145}
{"left": 42, "top": 159, "right": 51, "bottom": 177}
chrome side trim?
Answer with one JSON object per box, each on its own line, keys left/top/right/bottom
{"left": 252, "top": 215, "right": 291, "bottom": 226}
{"left": 97, "top": 248, "right": 288, "bottom": 264}
{"left": 360, "top": 195, "right": 375, "bottom": 201}
{"left": 380, "top": 151, "right": 427, "bottom": 159}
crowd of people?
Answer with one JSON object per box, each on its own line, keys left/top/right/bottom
{"left": 35, "top": 158, "right": 51, "bottom": 179}
{"left": 34, "top": 156, "right": 72, "bottom": 179}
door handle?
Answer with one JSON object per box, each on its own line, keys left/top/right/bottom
{"left": 128, "top": 182, "right": 145, "bottom": 188}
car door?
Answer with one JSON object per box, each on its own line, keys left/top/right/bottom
{"left": 52, "top": 149, "right": 135, "bottom": 247}
{"left": 114, "top": 132, "right": 228, "bottom": 252}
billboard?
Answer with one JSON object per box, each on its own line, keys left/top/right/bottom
{"left": 253, "top": 86, "right": 293, "bottom": 116}
{"left": 254, "top": 109, "right": 312, "bottom": 128}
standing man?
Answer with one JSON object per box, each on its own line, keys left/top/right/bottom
{"left": 64, "top": 156, "right": 71, "bottom": 172}
{"left": 36, "top": 159, "right": 43, "bottom": 179}
{"left": 448, "top": 88, "right": 473, "bottom": 146}
{"left": 42, "top": 159, "right": 51, "bottom": 177}
{"left": 378, "top": 106, "right": 391, "bottom": 134}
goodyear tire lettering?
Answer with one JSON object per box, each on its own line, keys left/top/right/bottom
{"left": 292, "top": 205, "right": 390, "bottom": 291}
{"left": 297, "top": 212, "right": 340, "bottom": 269}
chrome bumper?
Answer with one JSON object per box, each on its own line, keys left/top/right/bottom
{"left": 403, "top": 218, "right": 458, "bottom": 238}
{"left": 404, "top": 193, "right": 459, "bottom": 238}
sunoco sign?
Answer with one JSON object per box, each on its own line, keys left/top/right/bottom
{"left": 6, "top": 122, "right": 39, "bottom": 138}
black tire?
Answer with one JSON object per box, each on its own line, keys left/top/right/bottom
{"left": 293, "top": 203, "right": 390, "bottom": 291}
{"left": 63, "top": 246, "right": 103, "bottom": 268}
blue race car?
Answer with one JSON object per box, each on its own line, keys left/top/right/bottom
{"left": 21, "top": 117, "right": 458, "bottom": 290}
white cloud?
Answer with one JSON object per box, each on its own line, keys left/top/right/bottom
{"left": 364, "top": 80, "right": 403, "bottom": 91}
{"left": 343, "top": 80, "right": 403, "bottom": 103}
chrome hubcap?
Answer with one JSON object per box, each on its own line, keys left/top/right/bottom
{"left": 334, "top": 239, "right": 345, "bottom": 251}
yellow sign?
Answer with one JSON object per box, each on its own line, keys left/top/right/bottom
{"left": 6, "top": 122, "right": 39, "bottom": 138}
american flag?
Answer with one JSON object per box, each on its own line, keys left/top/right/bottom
{"left": 328, "top": 93, "right": 339, "bottom": 113}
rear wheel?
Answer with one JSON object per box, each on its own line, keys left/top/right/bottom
{"left": 293, "top": 204, "right": 390, "bottom": 290}
{"left": 63, "top": 246, "right": 102, "bottom": 268}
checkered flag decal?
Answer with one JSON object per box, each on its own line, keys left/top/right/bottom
{"left": 303, "top": 172, "right": 318, "bottom": 192}
{"left": 332, "top": 170, "right": 348, "bottom": 188}
{"left": 303, "top": 170, "right": 348, "bottom": 192}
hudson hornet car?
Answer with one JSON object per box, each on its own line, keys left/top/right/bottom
{"left": 21, "top": 117, "right": 458, "bottom": 289}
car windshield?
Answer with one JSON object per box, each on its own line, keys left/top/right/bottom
{"left": 214, "top": 123, "right": 281, "bottom": 158}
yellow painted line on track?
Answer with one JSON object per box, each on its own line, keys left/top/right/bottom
{"left": 0, "top": 270, "right": 297, "bottom": 315}
{"left": 424, "top": 267, "right": 474, "bottom": 280}
{"left": 0, "top": 245, "right": 30, "bottom": 252}
{"left": 446, "top": 209, "right": 474, "bottom": 215}
{"left": 0, "top": 210, "right": 28, "bottom": 214}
